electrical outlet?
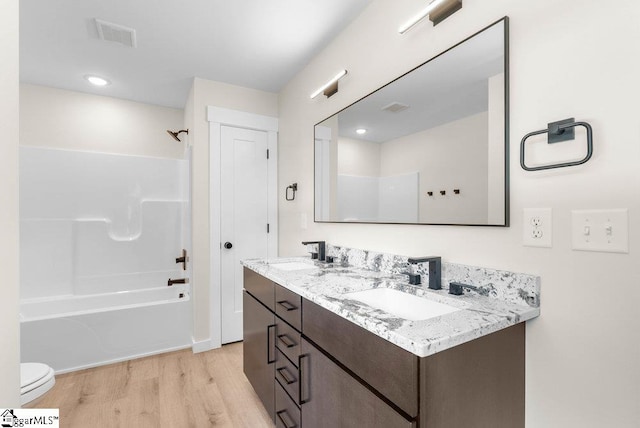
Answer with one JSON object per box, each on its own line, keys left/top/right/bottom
{"left": 571, "top": 209, "right": 628, "bottom": 253}
{"left": 523, "top": 208, "right": 552, "bottom": 248}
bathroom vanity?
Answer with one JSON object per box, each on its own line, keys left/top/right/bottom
{"left": 241, "top": 250, "right": 540, "bottom": 428}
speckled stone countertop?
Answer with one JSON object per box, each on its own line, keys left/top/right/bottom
{"left": 241, "top": 249, "right": 540, "bottom": 358}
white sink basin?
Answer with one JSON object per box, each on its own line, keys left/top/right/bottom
{"left": 269, "top": 261, "right": 319, "bottom": 271}
{"left": 344, "top": 288, "right": 461, "bottom": 321}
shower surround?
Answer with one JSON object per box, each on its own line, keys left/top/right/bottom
{"left": 19, "top": 146, "right": 191, "bottom": 373}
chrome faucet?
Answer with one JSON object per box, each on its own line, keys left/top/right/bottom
{"left": 301, "top": 241, "right": 326, "bottom": 261}
{"left": 408, "top": 256, "right": 441, "bottom": 290}
{"left": 167, "top": 278, "right": 189, "bottom": 286}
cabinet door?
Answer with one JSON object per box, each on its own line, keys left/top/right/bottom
{"left": 300, "top": 338, "right": 415, "bottom": 428}
{"left": 243, "top": 291, "right": 276, "bottom": 421}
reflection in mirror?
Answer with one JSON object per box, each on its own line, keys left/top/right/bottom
{"left": 314, "top": 18, "right": 508, "bottom": 226}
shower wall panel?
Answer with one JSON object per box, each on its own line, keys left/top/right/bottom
{"left": 19, "top": 147, "right": 188, "bottom": 299}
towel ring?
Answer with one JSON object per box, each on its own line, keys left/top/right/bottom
{"left": 285, "top": 183, "right": 297, "bottom": 201}
{"left": 520, "top": 118, "right": 593, "bottom": 171}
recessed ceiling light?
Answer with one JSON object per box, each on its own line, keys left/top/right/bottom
{"left": 356, "top": 128, "right": 367, "bottom": 135}
{"left": 84, "top": 75, "right": 111, "bottom": 87}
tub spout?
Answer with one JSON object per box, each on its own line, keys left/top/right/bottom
{"left": 168, "top": 278, "right": 189, "bottom": 286}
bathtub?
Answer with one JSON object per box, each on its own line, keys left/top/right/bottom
{"left": 20, "top": 285, "right": 192, "bottom": 373}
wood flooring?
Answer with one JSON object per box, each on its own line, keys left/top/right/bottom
{"left": 26, "top": 343, "right": 274, "bottom": 428}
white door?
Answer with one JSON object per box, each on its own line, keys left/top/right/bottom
{"left": 220, "top": 125, "right": 269, "bottom": 343}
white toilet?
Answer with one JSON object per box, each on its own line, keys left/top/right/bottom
{"left": 20, "top": 363, "right": 55, "bottom": 406}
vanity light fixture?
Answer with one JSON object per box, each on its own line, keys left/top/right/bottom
{"left": 398, "top": 0, "right": 462, "bottom": 34}
{"left": 84, "top": 75, "right": 111, "bottom": 86}
{"left": 310, "top": 69, "right": 348, "bottom": 99}
{"left": 356, "top": 128, "right": 367, "bottom": 135}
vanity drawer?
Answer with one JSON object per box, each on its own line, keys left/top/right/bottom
{"left": 275, "top": 284, "right": 302, "bottom": 331}
{"left": 275, "top": 349, "right": 300, "bottom": 405}
{"left": 302, "top": 298, "right": 419, "bottom": 418}
{"left": 276, "top": 317, "right": 301, "bottom": 366}
{"left": 244, "top": 267, "right": 275, "bottom": 311}
{"left": 275, "top": 380, "right": 301, "bottom": 428}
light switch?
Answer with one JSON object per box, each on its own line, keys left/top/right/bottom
{"left": 571, "top": 209, "right": 628, "bottom": 253}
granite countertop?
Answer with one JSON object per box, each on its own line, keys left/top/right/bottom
{"left": 241, "top": 255, "right": 540, "bottom": 358}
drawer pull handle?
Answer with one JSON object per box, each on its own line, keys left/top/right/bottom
{"left": 277, "top": 334, "right": 296, "bottom": 348}
{"left": 277, "top": 367, "right": 297, "bottom": 385}
{"left": 276, "top": 410, "right": 297, "bottom": 428}
{"left": 277, "top": 300, "right": 298, "bottom": 311}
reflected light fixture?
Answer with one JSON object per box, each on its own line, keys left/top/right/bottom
{"left": 84, "top": 75, "right": 111, "bottom": 86}
{"left": 310, "top": 69, "right": 348, "bottom": 99}
{"left": 398, "top": 0, "right": 462, "bottom": 34}
{"left": 356, "top": 128, "right": 367, "bottom": 135}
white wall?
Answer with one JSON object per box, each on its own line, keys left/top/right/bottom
{"left": 487, "top": 72, "right": 506, "bottom": 224}
{"left": 20, "top": 84, "right": 184, "bottom": 159}
{"left": 380, "top": 112, "right": 488, "bottom": 224}
{"left": 278, "top": 1, "right": 640, "bottom": 427}
{"left": 186, "top": 78, "right": 278, "bottom": 346}
{"left": 337, "top": 137, "right": 381, "bottom": 176}
{"left": 0, "top": 0, "right": 20, "bottom": 407}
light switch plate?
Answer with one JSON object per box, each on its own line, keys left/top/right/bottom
{"left": 571, "top": 209, "right": 629, "bottom": 253}
{"left": 523, "top": 208, "right": 552, "bottom": 248}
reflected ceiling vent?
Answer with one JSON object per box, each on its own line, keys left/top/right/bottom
{"left": 381, "top": 102, "right": 409, "bottom": 113}
{"left": 95, "top": 18, "right": 137, "bottom": 48}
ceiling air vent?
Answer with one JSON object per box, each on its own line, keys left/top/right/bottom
{"left": 381, "top": 102, "right": 409, "bottom": 113}
{"left": 95, "top": 18, "right": 137, "bottom": 48}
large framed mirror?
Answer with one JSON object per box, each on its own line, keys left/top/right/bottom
{"left": 314, "top": 17, "right": 509, "bottom": 226}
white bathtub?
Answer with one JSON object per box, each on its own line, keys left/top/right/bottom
{"left": 20, "top": 285, "right": 192, "bottom": 373}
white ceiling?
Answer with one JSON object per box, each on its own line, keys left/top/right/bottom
{"left": 20, "top": 0, "right": 371, "bottom": 108}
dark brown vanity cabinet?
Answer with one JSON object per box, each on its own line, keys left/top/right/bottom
{"left": 243, "top": 268, "right": 525, "bottom": 428}
{"left": 242, "top": 290, "right": 276, "bottom": 421}
{"left": 300, "top": 337, "right": 414, "bottom": 428}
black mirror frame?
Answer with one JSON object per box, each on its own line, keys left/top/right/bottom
{"left": 313, "top": 17, "right": 510, "bottom": 227}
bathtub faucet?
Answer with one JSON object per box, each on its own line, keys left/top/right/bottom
{"left": 167, "top": 278, "right": 189, "bottom": 286}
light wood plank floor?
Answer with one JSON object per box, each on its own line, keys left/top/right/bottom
{"left": 27, "top": 343, "right": 274, "bottom": 428}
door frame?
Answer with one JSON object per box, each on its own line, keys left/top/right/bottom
{"left": 207, "top": 106, "right": 278, "bottom": 350}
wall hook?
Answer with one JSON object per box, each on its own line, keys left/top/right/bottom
{"left": 285, "top": 183, "right": 298, "bottom": 201}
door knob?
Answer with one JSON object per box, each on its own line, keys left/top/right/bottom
{"left": 224, "top": 242, "right": 233, "bottom": 249}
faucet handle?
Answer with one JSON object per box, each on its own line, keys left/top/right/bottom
{"left": 401, "top": 272, "right": 422, "bottom": 285}
{"left": 448, "top": 282, "right": 465, "bottom": 295}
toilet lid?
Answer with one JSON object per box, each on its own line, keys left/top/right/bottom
{"left": 21, "top": 363, "right": 53, "bottom": 389}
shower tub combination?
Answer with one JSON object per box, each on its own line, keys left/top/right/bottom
{"left": 20, "top": 147, "right": 192, "bottom": 373}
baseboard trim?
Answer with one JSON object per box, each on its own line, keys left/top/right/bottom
{"left": 192, "top": 339, "right": 219, "bottom": 353}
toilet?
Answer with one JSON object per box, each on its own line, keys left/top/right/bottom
{"left": 20, "top": 363, "right": 55, "bottom": 406}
